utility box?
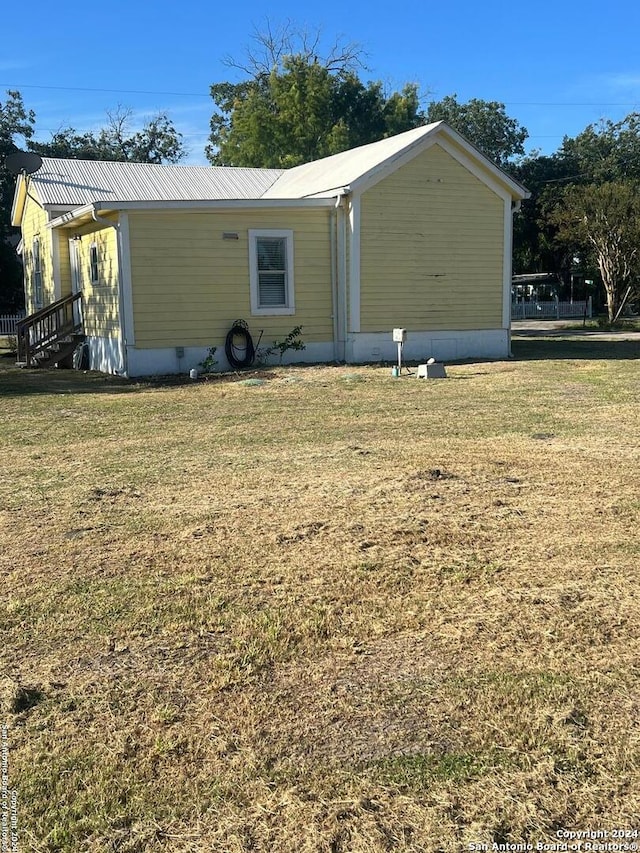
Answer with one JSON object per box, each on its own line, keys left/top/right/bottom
{"left": 417, "top": 362, "right": 447, "bottom": 379}
{"left": 392, "top": 328, "right": 406, "bottom": 343}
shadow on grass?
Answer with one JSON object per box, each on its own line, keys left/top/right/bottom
{"left": 0, "top": 358, "right": 280, "bottom": 398}
{"left": 511, "top": 337, "right": 640, "bottom": 361}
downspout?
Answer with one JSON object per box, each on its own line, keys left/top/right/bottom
{"left": 507, "top": 199, "right": 522, "bottom": 357}
{"left": 334, "top": 188, "right": 350, "bottom": 363}
{"left": 92, "top": 209, "right": 128, "bottom": 376}
{"left": 330, "top": 205, "right": 338, "bottom": 362}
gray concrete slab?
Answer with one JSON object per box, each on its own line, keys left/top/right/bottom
{"left": 511, "top": 320, "right": 640, "bottom": 340}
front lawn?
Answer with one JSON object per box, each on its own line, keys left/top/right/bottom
{"left": 1, "top": 346, "right": 638, "bottom": 851}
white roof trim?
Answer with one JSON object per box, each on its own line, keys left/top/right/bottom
{"left": 350, "top": 122, "right": 529, "bottom": 200}
{"left": 437, "top": 125, "right": 530, "bottom": 199}
{"left": 46, "top": 197, "right": 337, "bottom": 229}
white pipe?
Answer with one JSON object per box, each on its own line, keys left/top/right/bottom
{"left": 329, "top": 207, "right": 339, "bottom": 362}
{"left": 335, "top": 193, "right": 349, "bottom": 362}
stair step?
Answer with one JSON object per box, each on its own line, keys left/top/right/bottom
{"left": 33, "top": 336, "right": 86, "bottom": 369}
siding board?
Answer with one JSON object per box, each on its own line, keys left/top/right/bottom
{"left": 21, "top": 197, "right": 53, "bottom": 313}
{"left": 359, "top": 142, "right": 505, "bottom": 333}
{"left": 128, "top": 209, "right": 333, "bottom": 347}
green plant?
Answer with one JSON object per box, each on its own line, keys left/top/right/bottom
{"left": 198, "top": 346, "right": 218, "bottom": 372}
{"left": 3, "top": 335, "right": 17, "bottom": 354}
{"left": 256, "top": 326, "right": 305, "bottom": 365}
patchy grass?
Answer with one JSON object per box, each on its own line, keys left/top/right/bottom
{"left": 1, "top": 344, "right": 639, "bottom": 851}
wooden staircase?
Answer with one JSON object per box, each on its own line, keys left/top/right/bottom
{"left": 16, "top": 292, "right": 85, "bottom": 369}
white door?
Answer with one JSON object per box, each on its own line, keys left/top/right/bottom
{"left": 69, "top": 238, "right": 82, "bottom": 327}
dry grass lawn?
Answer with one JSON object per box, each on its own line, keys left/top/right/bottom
{"left": 1, "top": 338, "right": 639, "bottom": 851}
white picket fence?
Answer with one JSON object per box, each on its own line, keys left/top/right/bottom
{"left": 511, "top": 298, "right": 592, "bottom": 320}
{"left": 0, "top": 312, "right": 25, "bottom": 335}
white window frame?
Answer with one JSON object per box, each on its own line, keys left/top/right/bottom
{"left": 248, "top": 229, "right": 295, "bottom": 316}
{"left": 89, "top": 242, "right": 100, "bottom": 285}
{"left": 32, "top": 237, "right": 43, "bottom": 309}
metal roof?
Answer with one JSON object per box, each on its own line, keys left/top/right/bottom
{"left": 13, "top": 123, "right": 528, "bottom": 227}
{"left": 263, "top": 122, "right": 529, "bottom": 200}
{"left": 31, "top": 158, "right": 284, "bottom": 207}
{"left": 262, "top": 123, "right": 444, "bottom": 198}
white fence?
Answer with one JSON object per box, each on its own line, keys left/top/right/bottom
{"left": 511, "top": 298, "right": 592, "bottom": 320}
{"left": 0, "top": 312, "right": 25, "bottom": 335}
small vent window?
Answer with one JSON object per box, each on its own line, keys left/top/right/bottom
{"left": 89, "top": 243, "right": 99, "bottom": 284}
{"left": 33, "top": 237, "right": 43, "bottom": 308}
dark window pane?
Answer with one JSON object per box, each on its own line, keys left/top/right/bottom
{"left": 257, "top": 237, "right": 286, "bottom": 271}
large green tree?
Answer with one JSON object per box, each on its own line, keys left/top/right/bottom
{"left": 207, "top": 26, "right": 425, "bottom": 167}
{"left": 549, "top": 181, "right": 640, "bottom": 320}
{"left": 511, "top": 152, "right": 578, "bottom": 278}
{"left": 426, "top": 94, "right": 528, "bottom": 168}
{"left": 558, "top": 113, "right": 640, "bottom": 185}
{"left": 0, "top": 91, "right": 35, "bottom": 311}
{"left": 513, "top": 112, "right": 640, "bottom": 308}
{"left": 208, "top": 57, "right": 423, "bottom": 168}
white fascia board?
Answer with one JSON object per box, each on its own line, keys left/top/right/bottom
{"left": 95, "top": 199, "right": 337, "bottom": 211}
{"left": 436, "top": 136, "right": 513, "bottom": 203}
{"left": 46, "top": 197, "right": 337, "bottom": 229}
{"left": 350, "top": 127, "right": 441, "bottom": 196}
{"left": 46, "top": 204, "right": 96, "bottom": 229}
{"left": 351, "top": 123, "right": 530, "bottom": 201}
{"left": 437, "top": 125, "right": 530, "bottom": 200}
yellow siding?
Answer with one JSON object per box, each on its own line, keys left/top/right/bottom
{"left": 72, "top": 225, "right": 120, "bottom": 338}
{"left": 56, "top": 231, "right": 72, "bottom": 299}
{"left": 21, "top": 196, "right": 54, "bottom": 313}
{"left": 128, "top": 209, "right": 333, "bottom": 347}
{"left": 359, "top": 142, "right": 505, "bottom": 332}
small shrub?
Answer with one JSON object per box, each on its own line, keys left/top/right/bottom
{"left": 198, "top": 346, "right": 218, "bottom": 373}
{"left": 2, "top": 335, "right": 17, "bottom": 354}
{"left": 256, "top": 326, "right": 305, "bottom": 365}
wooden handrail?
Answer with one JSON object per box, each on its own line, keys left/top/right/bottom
{"left": 17, "top": 292, "right": 84, "bottom": 366}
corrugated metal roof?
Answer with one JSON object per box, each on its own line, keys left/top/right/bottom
{"left": 33, "top": 158, "right": 284, "bottom": 207}
{"left": 23, "top": 123, "right": 527, "bottom": 218}
{"left": 262, "top": 124, "right": 442, "bottom": 198}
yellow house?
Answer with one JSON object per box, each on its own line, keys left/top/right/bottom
{"left": 11, "top": 122, "right": 529, "bottom": 376}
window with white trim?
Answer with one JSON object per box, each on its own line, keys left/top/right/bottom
{"left": 32, "top": 237, "right": 43, "bottom": 308}
{"left": 89, "top": 242, "right": 100, "bottom": 284}
{"left": 249, "top": 229, "right": 295, "bottom": 315}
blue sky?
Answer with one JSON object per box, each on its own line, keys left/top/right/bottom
{"left": 2, "top": 0, "right": 640, "bottom": 165}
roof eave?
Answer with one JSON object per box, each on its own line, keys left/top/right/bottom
{"left": 435, "top": 124, "right": 531, "bottom": 200}
{"left": 47, "top": 197, "right": 337, "bottom": 229}
{"left": 348, "top": 121, "right": 530, "bottom": 201}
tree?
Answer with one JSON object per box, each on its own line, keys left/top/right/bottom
{"left": 513, "top": 112, "right": 640, "bottom": 302}
{"left": 511, "top": 152, "right": 579, "bottom": 278}
{"left": 29, "top": 107, "right": 186, "bottom": 164}
{"left": 549, "top": 181, "right": 640, "bottom": 320}
{"left": 426, "top": 94, "right": 528, "bottom": 168}
{"left": 1, "top": 93, "right": 185, "bottom": 311}
{"left": 557, "top": 114, "right": 640, "bottom": 185}
{"left": 207, "top": 24, "right": 425, "bottom": 167}
{"left": 0, "top": 91, "right": 35, "bottom": 311}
